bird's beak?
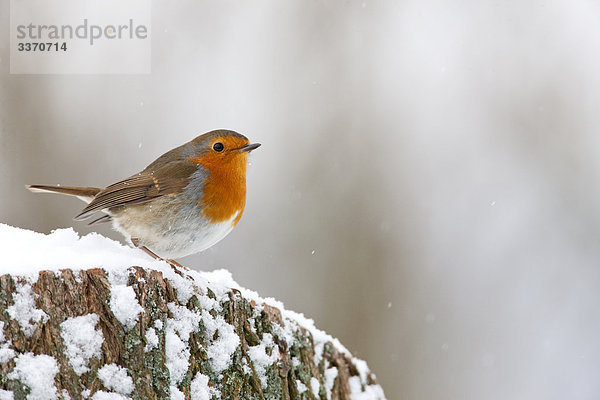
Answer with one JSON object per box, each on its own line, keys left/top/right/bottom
{"left": 238, "top": 143, "right": 261, "bottom": 152}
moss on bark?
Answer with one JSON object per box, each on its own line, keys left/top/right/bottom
{"left": 0, "top": 267, "right": 384, "bottom": 399}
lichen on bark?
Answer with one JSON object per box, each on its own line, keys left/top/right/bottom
{"left": 0, "top": 266, "right": 385, "bottom": 399}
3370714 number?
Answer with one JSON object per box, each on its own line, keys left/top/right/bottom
{"left": 17, "top": 42, "right": 67, "bottom": 52}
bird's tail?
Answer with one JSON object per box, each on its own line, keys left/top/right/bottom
{"left": 27, "top": 184, "right": 101, "bottom": 204}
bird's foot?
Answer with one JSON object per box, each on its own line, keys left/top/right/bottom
{"left": 131, "top": 238, "right": 187, "bottom": 276}
{"left": 165, "top": 259, "right": 189, "bottom": 275}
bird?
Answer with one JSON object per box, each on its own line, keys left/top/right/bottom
{"left": 28, "top": 130, "right": 260, "bottom": 267}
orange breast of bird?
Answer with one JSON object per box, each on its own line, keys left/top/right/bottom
{"left": 189, "top": 137, "right": 249, "bottom": 226}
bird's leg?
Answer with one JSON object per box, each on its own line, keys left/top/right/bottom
{"left": 131, "top": 237, "right": 162, "bottom": 260}
{"left": 131, "top": 237, "right": 186, "bottom": 274}
{"left": 165, "top": 259, "right": 188, "bottom": 271}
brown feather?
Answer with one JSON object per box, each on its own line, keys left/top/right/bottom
{"left": 88, "top": 214, "right": 112, "bottom": 225}
{"left": 74, "top": 159, "right": 198, "bottom": 220}
{"left": 27, "top": 185, "right": 101, "bottom": 198}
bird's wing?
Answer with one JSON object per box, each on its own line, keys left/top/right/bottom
{"left": 74, "top": 160, "right": 199, "bottom": 220}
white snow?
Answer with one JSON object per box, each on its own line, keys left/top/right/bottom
{"left": 205, "top": 268, "right": 355, "bottom": 368}
{"left": 354, "top": 359, "right": 372, "bottom": 384}
{"left": 0, "top": 347, "right": 15, "bottom": 364}
{"left": 190, "top": 372, "right": 217, "bottom": 400}
{"left": 167, "top": 303, "right": 202, "bottom": 342}
{"left": 0, "top": 224, "right": 386, "bottom": 399}
{"left": 241, "top": 358, "right": 252, "bottom": 375}
{"left": 144, "top": 327, "right": 159, "bottom": 352}
{"left": 6, "top": 282, "right": 49, "bottom": 338}
{"left": 165, "top": 327, "right": 190, "bottom": 384}
{"left": 168, "top": 276, "right": 198, "bottom": 304}
{"left": 90, "top": 392, "right": 130, "bottom": 400}
{"left": 296, "top": 379, "right": 308, "bottom": 394}
{"left": 247, "top": 332, "right": 280, "bottom": 388}
{"left": 0, "top": 389, "right": 14, "bottom": 400}
{"left": 202, "top": 310, "right": 240, "bottom": 373}
{"left": 164, "top": 301, "right": 239, "bottom": 379}
{"left": 164, "top": 301, "right": 239, "bottom": 382}
{"left": 324, "top": 367, "right": 338, "bottom": 400}
{"left": 0, "top": 321, "right": 15, "bottom": 364}
{"left": 109, "top": 285, "right": 143, "bottom": 331}
{"left": 170, "top": 387, "right": 185, "bottom": 400}
{"left": 7, "top": 353, "right": 59, "bottom": 400}
{"left": 349, "top": 375, "right": 387, "bottom": 399}
{"left": 0, "top": 225, "right": 169, "bottom": 276}
{"left": 310, "top": 377, "right": 321, "bottom": 395}
{"left": 97, "top": 364, "right": 134, "bottom": 395}
{"left": 60, "top": 314, "right": 104, "bottom": 375}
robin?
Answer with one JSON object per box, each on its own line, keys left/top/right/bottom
{"left": 28, "top": 130, "right": 260, "bottom": 266}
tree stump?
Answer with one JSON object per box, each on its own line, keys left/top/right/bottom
{"left": 0, "top": 262, "right": 386, "bottom": 399}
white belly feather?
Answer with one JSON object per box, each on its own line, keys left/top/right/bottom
{"left": 110, "top": 195, "right": 241, "bottom": 259}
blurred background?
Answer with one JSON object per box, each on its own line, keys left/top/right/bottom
{"left": 2, "top": 1, "right": 600, "bottom": 399}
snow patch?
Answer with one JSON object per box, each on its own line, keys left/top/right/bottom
{"left": 247, "top": 332, "right": 280, "bottom": 388}
{"left": 60, "top": 314, "right": 104, "bottom": 375}
{"left": 0, "top": 224, "right": 169, "bottom": 275}
{"left": 0, "top": 347, "right": 15, "bottom": 364}
{"left": 6, "top": 282, "right": 49, "bottom": 338}
{"left": 97, "top": 364, "right": 135, "bottom": 395}
{"left": 144, "top": 327, "right": 159, "bottom": 352}
{"left": 90, "top": 392, "right": 130, "bottom": 400}
{"left": 169, "top": 277, "right": 197, "bottom": 304}
{"left": 190, "top": 372, "right": 217, "bottom": 400}
{"left": 324, "top": 367, "right": 338, "bottom": 400}
{"left": 168, "top": 303, "right": 202, "bottom": 341}
{"left": 109, "top": 285, "right": 143, "bottom": 331}
{"left": 203, "top": 310, "right": 239, "bottom": 373}
{"left": 0, "top": 389, "right": 13, "bottom": 400}
{"left": 7, "top": 353, "right": 59, "bottom": 400}
{"left": 165, "top": 327, "right": 190, "bottom": 384}
{"left": 354, "top": 359, "right": 371, "bottom": 383}
{"left": 164, "top": 300, "right": 239, "bottom": 379}
{"left": 0, "top": 321, "right": 15, "bottom": 364}
{"left": 310, "top": 377, "right": 321, "bottom": 395}
{"left": 296, "top": 379, "right": 307, "bottom": 394}
{"left": 349, "top": 375, "right": 386, "bottom": 399}
{"left": 170, "top": 386, "right": 185, "bottom": 400}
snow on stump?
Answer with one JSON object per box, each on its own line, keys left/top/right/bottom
{"left": 0, "top": 224, "right": 386, "bottom": 400}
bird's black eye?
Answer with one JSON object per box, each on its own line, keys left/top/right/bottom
{"left": 213, "top": 142, "right": 224, "bottom": 152}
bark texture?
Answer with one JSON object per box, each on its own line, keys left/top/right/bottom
{"left": 0, "top": 266, "right": 385, "bottom": 400}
